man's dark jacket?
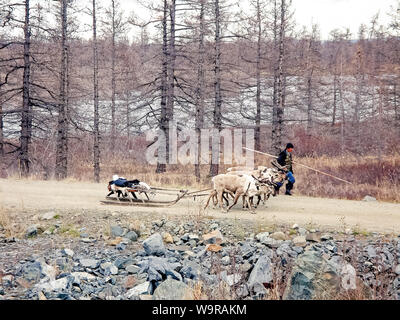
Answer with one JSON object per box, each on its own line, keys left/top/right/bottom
{"left": 277, "top": 150, "right": 293, "bottom": 173}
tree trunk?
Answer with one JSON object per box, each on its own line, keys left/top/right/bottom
{"left": 332, "top": 72, "right": 337, "bottom": 126}
{"left": 93, "top": 0, "right": 100, "bottom": 182}
{"left": 272, "top": 0, "right": 286, "bottom": 154}
{"left": 167, "top": 0, "right": 176, "bottom": 164}
{"left": 195, "top": 0, "right": 206, "bottom": 182}
{"left": 111, "top": 0, "right": 116, "bottom": 152}
{"left": 395, "top": 82, "right": 400, "bottom": 132}
{"left": 209, "top": 0, "right": 222, "bottom": 177}
{"left": 306, "top": 71, "right": 313, "bottom": 132}
{"left": 271, "top": 0, "right": 278, "bottom": 152}
{"left": 156, "top": 0, "right": 169, "bottom": 174}
{"left": 19, "top": 0, "right": 31, "bottom": 177}
{"left": 0, "top": 102, "right": 4, "bottom": 177}
{"left": 55, "top": 0, "right": 69, "bottom": 180}
{"left": 255, "top": 0, "right": 262, "bottom": 151}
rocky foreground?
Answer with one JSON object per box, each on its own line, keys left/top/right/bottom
{"left": 1, "top": 213, "right": 400, "bottom": 300}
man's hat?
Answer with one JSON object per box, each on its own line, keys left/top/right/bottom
{"left": 286, "top": 143, "right": 294, "bottom": 149}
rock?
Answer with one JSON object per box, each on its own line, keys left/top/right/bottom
{"left": 17, "top": 261, "right": 42, "bottom": 282}
{"left": 220, "top": 271, "right": 242, "bottom": 286}
{"left": 341, "top": 264, "right": 357, "bottom": 290}
{"left": 61, "top": 248, "right": 74, "bottom": 257}
{"left": 283, "top": 250, "right": 340, "bottom": 300}
{"left": 26, "top": 225, "right": 38, "bottom": 238}
{"left": 320, "top": 234, "right": 333, "bottom": 241}
{"left": 292, "top": 224, "right": 299, "bottom": 229}
{"left": 395, "top": 265, "right": 400, "bottom": 275}
{"left": 40, "top": 212, "right": 58, "bottom": 221}
{"left": 206, "top": 244, "right": 222, "bottom": 252}
{"left": 126, "top": 282, "right": 150, "bottom": 298}
{"left": 143, "top": 233, "right": 165, "bottom": 256}
{"left": 210, "top": 223, "right": 219, "bottom": 230}
{"left": 70, "top": 272, "right": 96, "bottom": 283}
{"left": 80, "top": 238, "right": 96, "bottom": 243}
{"left": 202, "top": 229, "right": 224, "bottom": 244}
{"left": 240, "top": 261, "right": 252, "bottom": 273}
{"left": 37, "top": 259, "right": 57, "bottom": 281}
{"left": 100, "top": 262, "right": 118, "bottom": 275}
{"left": 362, "top": 195, "right": 377, "bottom": 202}
{"left": 153, "top": 278, "right": 193, "bottom": 300}
{"left": 162, "top": 232, "right": 174, "bottom": 244}
{"left": 79, "top": 258, "right": 100, "bottom": 269}
{"left": 270, "top": 231, "right": 286, "bottom": 241}
{"left": 255, "top": 232, "right": 270, "bottom": 242}
{"left": 110, "top": 225, "right": 125, "bottom": 238}
{"left": 180, "top": 261, "right": 201, "bottom": 280}
{"left": 221, "top": 256, "right": 230, "bottom": 266}
{"left": 240, "top": 243, "right": 256, "bottom": 259}
{"left": 107, "top": 237, "right": 123, "bottom": 246}
{"left": 189, "top": 234, "right": 200, "bottom": 242}
{"left": 35, "top": 277, "right": 70, "bottom": 293}
{"left": 180, "top": 233, "right": 190, "bottom": 242}
{"left": 116, "top": 243, "right": 127, "bottom": 251}
{"left": 124, "top": 231, "right": 138, "bottom": 242}
{"left": 292, "top": 236, "right": 307, "bottom": 247}
{"left": 247, "top": 255, "right": 273, "bottom": 294}
{"left": 298, "top": 228, "right": 307, "bottom": 236}
{"left": 153, "top": 220, "right": 164, "bottom": 228}
{"left": 114, "top": 257, "right": 134, "bottom": 269}
{"left": 126, "top": 265, "right": 140, "bottom": 274}
{"left": 2, "top": 275, "right": 14, "bottom": 287}
{"left": 260, "top": 237, "right": 283, "bottom": 248}
{"left": 306, "top": 233, "right": 321, "bottom": 242}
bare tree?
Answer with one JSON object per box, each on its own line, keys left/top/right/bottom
{"left": 209, "top": 0, "right": 222, "bottom": 177}
{"left": 92, "top": 0, "right": 100, "bottom": 182}
{"left": 271, "top": 0, "right": 292, "bottom": 153}
{"left": 19, "top": 0, "right": 32, "bottom": 177}
{"left": 55, "top": 0, "right": 69, "bottom": 180}
{"left": 194, "top": 0, "right": 206, "bottom": 182}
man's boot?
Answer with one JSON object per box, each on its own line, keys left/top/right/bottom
{"left": 285, "top": 181, "right": 293, "bottom": 196}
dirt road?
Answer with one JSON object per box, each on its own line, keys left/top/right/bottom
{"left": 1, "top": 179, "right": 400, "bottom": 234}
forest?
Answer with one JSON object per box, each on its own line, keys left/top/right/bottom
{"left": 0, "top": 0, "right": 399, "bottom": 201}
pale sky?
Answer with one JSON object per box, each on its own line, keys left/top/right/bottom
{"left": 292, "top": 0, "right": 395, "bottom": 39}
{"left": 102, "top": 0, "right": 397, "bottom": 40}
{"left": 5, "top": 0, "right": 394, "bottom": 40}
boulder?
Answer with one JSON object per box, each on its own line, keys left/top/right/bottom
{"left": 247, "top": 255, "right": 273, "bottom": 294}
{"left": 206, "top": 244, "right": 222, "bottom": 252}
{"left": 255, "top": 232, "right": 270, "bottom": 242}
{"left": 26, "top": 225, "right": 38, "bottom": 238}
{"left": 362, "top": 195, "right": 377, "bottom": 202}
{"left": 152, "top": 278, "right": 193, "bottom": 300}
{"left": 40, "top": 212, "right": 58, "bottom": 221}
{"left": 35, "top": 277, "right": 70, "bottom": 293}
{"left": 110, "top": 225, "right": 125, "bottom": 238}
{"left": 143, "top": 233, "right": 165, "bottom": 256}
{"left": 202, "top": 229, "right": 224, "bottom": 244}
{"left": 306, "top": 233, "right": 321, "bottom": 242}
{"left": 292, "top": 236, "right": 307, "bottom": 247}
{"left": 126, "top": 282, "right": 150, "bottom": 299}
{"left": 283, "top": 250, "right": 340, "bottom": 300}
{"left": 270, "top": 231, "right": 286, "bottom": 241}
{"left": 124, "top": 231, "right": 138, "bottom": 242}
{"left": 162, "top": 232, "right": 174, "bottom": 244}
{"left": 79, "top": 258, "right": 100, "bottom": 269}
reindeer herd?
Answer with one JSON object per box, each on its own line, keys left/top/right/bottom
{"left": 204, "top": 166, "right": 286, "bottom": 214}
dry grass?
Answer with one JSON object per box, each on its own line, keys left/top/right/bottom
{"left": 3, "top": 136, "right": 399, "bottom": 203}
